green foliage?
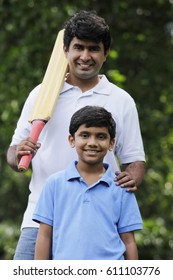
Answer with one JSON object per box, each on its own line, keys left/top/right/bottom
{"left": 1, "top": 0, "right": 173, "bottom": 259}
{"left": 0, "top": 222, "right": 20, "bottom": 260}
{"left": 137, "top": 218, "right": 173, "bottom": 260}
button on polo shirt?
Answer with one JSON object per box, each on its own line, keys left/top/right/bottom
{"left": 33, "top": 161, "right": 142, "bottom": 260}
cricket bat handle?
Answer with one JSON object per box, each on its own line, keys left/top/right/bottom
{"left": 18, "top": 120, "right": 46, "bottom": 172}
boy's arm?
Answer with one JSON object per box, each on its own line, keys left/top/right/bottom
{"left": 35, "top": 223, "right": 52, "bottom": 260}
{"left": 120, "top": 231, "right": 139, "bottom": 260}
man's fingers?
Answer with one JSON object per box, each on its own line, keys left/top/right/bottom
{"left": 125, "top": 185, "right": 138, "bottom": 192}
{"left": 116, "top": 175, "right": 134, "bottom": 185}
{"left": 119, "top": 179, "right": 136, "bottom": 187}
{"left": 115, "top": 171, "right": 138, "bottom": 192}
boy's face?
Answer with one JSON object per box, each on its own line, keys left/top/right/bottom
{"left": 64, "top": 37, "right": 109, "bottom": 82}
{"left": 68, "top": 125, "right": 115, "bottom": 166}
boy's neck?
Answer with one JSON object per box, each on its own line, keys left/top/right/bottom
{"left": 76, "top": 161, "right": 106, "bottom": 186}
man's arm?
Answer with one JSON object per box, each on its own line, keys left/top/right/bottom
{"left": 6, "top": 137, "right": 41, "bottom": 172}
{"left": 35, "top": 223, "right": 52, "bottom": 260}
{"left": 120, "top": 231, "right": 139, "bottom": 260}
{"left": 115, "top": 161, "right": 145, "bottom": 192}
{"left": 7, "top": 145, "right": 19, "bottom": 172}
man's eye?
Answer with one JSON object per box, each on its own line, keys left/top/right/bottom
{"left": 74, "top": 45, "right": 82, "bottom": 50}
{"left": 89, "top": 46, "right": 100, "bottom": 52}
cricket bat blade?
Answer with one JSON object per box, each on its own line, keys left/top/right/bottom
{"left": 18, "top": 29, "right": 68, "bottom": 171}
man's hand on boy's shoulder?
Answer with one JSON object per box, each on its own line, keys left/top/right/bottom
{"left": 115, "top": 171, "right": 138, "bottom": 192}
{"left": 115, "top": 161, "right": 145, "bottom": 192}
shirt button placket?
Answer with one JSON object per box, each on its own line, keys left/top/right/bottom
{"left": 83, "top": 189, "right": 90, "bottom": 203}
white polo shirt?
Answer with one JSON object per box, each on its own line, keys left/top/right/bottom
{"left": 10, "top": 75, "right": 145, "bottom": 228}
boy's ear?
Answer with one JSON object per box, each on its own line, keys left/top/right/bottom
{"left": 109, "top": 138, "right": 115, "bottom": 151}
{"left": 68, "top": 134, "right": 75, "bottom": 148}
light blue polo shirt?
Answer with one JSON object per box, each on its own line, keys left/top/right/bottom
{"left": 33, "top": 161, "right": 142, "bottom": 260}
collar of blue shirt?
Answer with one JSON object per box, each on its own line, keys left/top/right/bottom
{"left": 66, "top": 161, "right": 115, "bottom": 188}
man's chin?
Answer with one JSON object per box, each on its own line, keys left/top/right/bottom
{"left": 77, "top": 72, "right": 95, "bottom": 80}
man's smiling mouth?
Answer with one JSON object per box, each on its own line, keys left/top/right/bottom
{"left": 77, "top": 61, "right": 94, "bottom": 69}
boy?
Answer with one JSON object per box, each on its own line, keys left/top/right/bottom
{"left": 33, "top": 106, "right": 142, "bottom": 260}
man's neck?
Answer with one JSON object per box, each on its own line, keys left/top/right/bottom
{"left": 66, "top": 74, "right": 100, "bottom": 92}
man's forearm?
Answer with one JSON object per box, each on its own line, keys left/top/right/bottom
{"left": 122, "top": 161, "right": 145, "bottom": 187}
{"left": 6, "top": 145, "right": 19, "bottom": 172}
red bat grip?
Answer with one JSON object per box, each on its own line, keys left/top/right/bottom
{"left": 18, "top": 120, "right": 46, "bottom": 172}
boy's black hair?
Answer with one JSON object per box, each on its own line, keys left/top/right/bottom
{"left": 63, "top": 10, "right": 111, "bottom": 55}
{"left": 69, "top": 106, "right": 116, "bottom": 139}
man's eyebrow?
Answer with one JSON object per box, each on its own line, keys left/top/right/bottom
{"left": 73, "top": 43, "right": 101, "bottom": 48}
{"left": 74, "top": 43, "right": 82, "bottom": 46}
{"left": 73, "top": 43, "right": 84, "bottom": 48}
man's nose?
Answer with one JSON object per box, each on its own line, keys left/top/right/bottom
{"left": 80, "top": 49, "right": 91, "bottom": 61}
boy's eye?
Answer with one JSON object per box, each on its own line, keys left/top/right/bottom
{"left": 98, "top": 135, "right": 105, "bottom": 140}
{"left": 81, "top": 133, "right": 89, "bottom": 138}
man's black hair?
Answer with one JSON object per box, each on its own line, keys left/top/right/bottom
{"left": 63, "top": 10, "right": 111, "bottom": 54}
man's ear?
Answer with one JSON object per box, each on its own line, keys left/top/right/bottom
{"left": 68, "top": 134, "right": 75, "bottom": 148}
{"left": 109, "top": 138, "right": 115, "bottom": 151}
{"left": 103, "top": 48, "right": 110, "bottom": 63}
{"left": 63, "top": 46, "right": 68, "bottom": 57}
{"left": 105, "top": 48, "right": 110, "bottom": 58}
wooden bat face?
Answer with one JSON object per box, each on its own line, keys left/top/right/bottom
{"left": 29, "top": 29, "right": 68, "bottom": 122}
{"left": 18, "top": 29, "right": 68, "bottom": 171}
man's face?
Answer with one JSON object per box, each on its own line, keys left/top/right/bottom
{"left": 64, "top": 37, "right": 108, "bottom": 81}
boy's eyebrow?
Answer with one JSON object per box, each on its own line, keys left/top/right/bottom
{"left": 78, "top": 130, "right": 89, "bottom": 133}
{"left": 78, "top": 130, "right": 90, "bottom": 134}
{"left": 78, "top": 130, "right": 109, "bottom": 135}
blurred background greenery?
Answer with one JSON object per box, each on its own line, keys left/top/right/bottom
{"left": 0, "top": 0, "right": 173, "bottom": 259}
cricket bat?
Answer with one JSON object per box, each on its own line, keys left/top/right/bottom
{"left": 18, "top": 29, "right": 68, "bottom": 172}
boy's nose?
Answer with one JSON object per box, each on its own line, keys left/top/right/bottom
{"left": 87, "top": 136, "right": 98, "bottom": 146}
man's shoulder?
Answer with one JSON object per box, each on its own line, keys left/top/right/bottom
{"left": 101, "top": 75, "right": 134, "bottom": 101}
{"left": 24, "top": 84, "right": 42, "bottom": 106}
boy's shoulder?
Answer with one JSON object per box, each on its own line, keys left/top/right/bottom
{"left": 47, "top": 169, "right": 66, "bottom": 183}
{"left": 46, "top": 161, "right": 79, "bottom": 184}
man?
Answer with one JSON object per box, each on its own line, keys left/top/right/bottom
{"left": 7, "top": 10, "right": 145, "bottom": 260}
